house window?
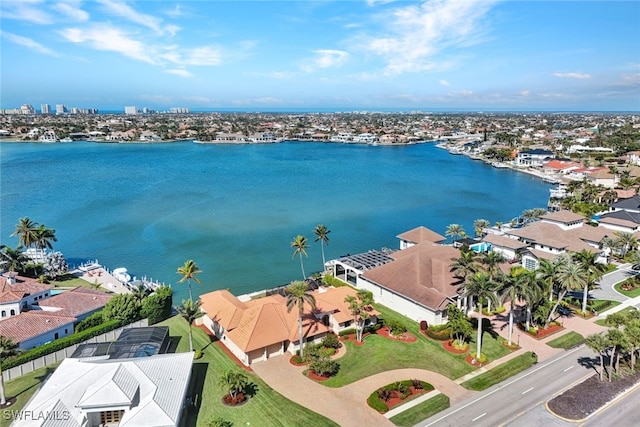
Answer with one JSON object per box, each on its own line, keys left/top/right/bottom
{"left": 1, "top": 311, "right": 5, "bottom": 317}
{"left": 100, "top": 410, "right": 124, "bottom": 424}
{"left": 54, "top": 333, "right": 59, "bottom": 339}
{"left": 10, "top": 309, "right": 15, "bottom": 316}
{"left": 524, "top": 258, "right": 537, "bottom": 271}
{"left": 65, "top": 329, "right": 68, "bottom": 334}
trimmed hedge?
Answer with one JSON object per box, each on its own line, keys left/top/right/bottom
{"left": 423, "top": 327, "right": 451, "bottom": 341}
{"left": 322, "top": 274, "right": 348, "bottom": 288}
{"left": 1, "top": 319, "right": 122, "bottom": 370}
{"left": 367, "top": 380, "right": 434, "bottom": 413}
{"left": 339, "top": 328, "right": 356, "bottom": 337}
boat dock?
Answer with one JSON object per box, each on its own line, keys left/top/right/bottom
{"left": 72, "top": 261, "right": 164, "bottom": 294}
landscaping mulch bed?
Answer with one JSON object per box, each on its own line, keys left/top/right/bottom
{"left": 376, "top": 326, "right": 417, "bottom": 343}
{"left": 340, "top": 333, "right": 367, "bottom": 346}
{"left": 307, "top": 370, "right": 331, "bottom": 381}
{"left": 289, "top": 356, "right": 308, "bottom": 366}
{"left": 442, "top": 339, "right": 469, "bottom": 354}
{"left": 520, "top": 324, "right": 564, "bottom": 340}
{"left": 501, "top": 340, "right": 520, "bottom": 351}
{"left": 381, "top": 387, "right": 429, "bottom": 412}
{"left": 547, "top": 371, "right": 640, "bottom": 420}
{"left": 465, "top": 354, "right": 486, "bottom": 367}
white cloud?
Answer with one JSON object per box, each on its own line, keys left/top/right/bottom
{"left": 1, "top": 31, "right": 59, "bottom": 56}
{"left": 183, "top": 46, "right": 222, "bottom": 66}
{"left": 53, "top": 1, "right": 89, "bottom": 22}
{"left": 97, "top": 0, "right": 165, "bottom": 35}
{"left": 302, "top": 49, "right": 349, "bottom": 72}
{"left": 439, "top": 79, "right": 450, "bottom": 86}
{"left": 59, "top": 25, "right": 156, "bottom": 64}
{"left": 553, "top": 72, "right": 591, "bottom": 79}
{"left": 165, "top": 4, "right": 184, "bottom": 18}
{"left": 364, "top": 0, "right": 498, "bottom": 74}
{"left": 1, "top": 0, "right": 53, "bottom": 24}
{"left": 520, "top": 90, "right": 530, "bottom": 97}
{"left": 165, "top": 68, "right": 193, "bottom": 78}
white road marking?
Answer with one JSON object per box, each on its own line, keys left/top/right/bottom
{"left": 522, "top": 387, "right": 534, "bottom": 395}
{"left": 563, "top": 365, "right": 574, "bottom": 372}
{"left": 472, "top": 413, "right": 487, "bottom": 422}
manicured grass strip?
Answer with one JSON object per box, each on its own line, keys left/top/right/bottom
{"left": 49, "top": 274, "right": 98, "bottom": 289}
{"left": 547, "top": 331, "right": 584, "bottom": 349}
{"left": 595, "top": 306, "right": 640, "bottom": 326}
{"left": 157, "top": 315, "right": 338, "bottom": 427}
{"left": 0, "top": 363, "right": 60, "bottom": 427}
{"left": 614, "top": 281, "right": 640, "bottom": 298}
{"left": 461, "top": 352, "right": 536, "bottom": 391}
{"left": 321, "top": 304, "right": 510, "bottom": 387}
{"left": 589, "top": 299, "right": 620, "bottom": 314}
{"left": 389, "top": 393, "right": 450, "bottom": 427}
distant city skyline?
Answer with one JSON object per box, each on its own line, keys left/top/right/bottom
{"left": 2, "top": 0, "right": 639, "bottom": 111}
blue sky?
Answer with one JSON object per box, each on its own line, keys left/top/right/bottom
{"left": 2, "top": 0, "right": 639, "bottom": 111}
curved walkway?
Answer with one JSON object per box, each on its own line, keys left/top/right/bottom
{"left": 250, "top": 356, "right": 473, "bottom": 427}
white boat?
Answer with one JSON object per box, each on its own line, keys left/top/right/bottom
{"left": 60, "top": 137, "right": 73, "bottom": 142}
{"left": 112, "top": 267, "right": 132, "bottom": 283}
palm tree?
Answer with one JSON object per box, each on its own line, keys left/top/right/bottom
{"left": 473, "top": 219, "right": 490, "bottom": 238}
{"left": 450, "top": 248, "right": 478, "bottom": 282}
{"left": 499, "top": 267, "right": 531, "bottom": 345}
{"left": 132, "top": 283, "right": 149, "bottom": 303}
{"left": 344, "top": 289, "right": 373, "bottom": 343}
{"left": 573, "top": 250, "right": 606, "bottom": 314}
{"left": 218, "top": 369, "right": 249, "bottom": 400}
{"left": 177, "top": 259, "right": 202, "bottom": 302}
{"left": 614, "top": 231, "right": 638, "bottom": 258}
{"left": 11, "top": 217, "right": 38, "bottom": 250}
{"left": 536, "top": 258, "right": 560, "bottom": 302}
{"left": 0, "top": 245, "right": 27, "bottom": 275}
{"left": 313, "top": 224, "right": 331, "bottom": 268}
{"left": 290, "top": 235, "right": 309, "bottom": 279}
{"left": 176, "top": 299, "right": 203, "bottom": 352}
{"left": 585, "top": 333, "right": 607, "bottom": 381}
{"left": 463, "top": 272, "right": 499, "bottom": 360}
{"left": 479, "top": 251, "right": 506, "bottom": 279}
{"left": 34, "top": 225, "right": 57, "bottom": 259}
{"left": 285, "top": 280, "right": 316, "bottom": 358}
{"left": 0, "top": 336, "right": 18, "bottom": 405}
{"left": 445, "top": 224, "right": 465, "bottom": 244}
{"left": 546, "top": 261, "right": 588, "bottom": 327}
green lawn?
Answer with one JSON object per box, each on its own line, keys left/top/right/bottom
{"left": 595, "top": 307, "right": 640, "bottom": 327}
{"left": 614, "top": 281, "right": 640, "bottom": 298}
{"left": 1, "top": 364, "right": 60, "bottom": 427}
{"left": 389, "top": 393, "right": 450, "bottom": 427}
{"left": 546, "top": 332, "right": 584, "bottom": 349}
{"left": 461, "top": 352, "right": 536, "bottom": 391}
{"left": 156, "top": 316, "right": 338, "bottom": 427}
{"left": 321, "top": 304, "right": 511, "bottom": 387}
{"left": 49, "top": 274, "right": 97, "bottom": 289}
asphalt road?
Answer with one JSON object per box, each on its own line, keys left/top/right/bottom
{"left": 419, "top": 345, "right": 598, "bottom": 427}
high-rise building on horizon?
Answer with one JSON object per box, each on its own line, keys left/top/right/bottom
{"left": 41, "top": 104, "right": 50, "bottom": 114}
{"left": 20, "top": 104, "right": 36, "bottom": 115}
{"left": 124, "top": 106, "right": 138, "bottom": 115}
{"left": 56, "top": 104, "right": 67, "bottom": 115}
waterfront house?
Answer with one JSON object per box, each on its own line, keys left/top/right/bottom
{"left": 515, "top": 149, "right": 554, "bottom": 167}
{"left": 397, "top": 226, "right": 447, "bottom": 249}
{"left": 585, "top": 169, "right": 617, "bottom": 189}
{"left": 37, "top": 286, "right": 113, "bottom": 322}
{"left": 14, "top": 352, "right": 193, "bottom": 427}
{"left": 199, "top": 286, "right": 376, "bottom": 366}
{"left": 356, "top": 242, "right": 465, "bottom": 326}
{"left": 481, "top": 233, "right": 529, "bottom": 262}
{"left": 0, "top": 274, "right": 52, "bottom": 319}
{"left": 0, "top": 311, "right": 75, "bottom": 350}
{"left": 503, "top": 210, "right": 609, "bottom": 270}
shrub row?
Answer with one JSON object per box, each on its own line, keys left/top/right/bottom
{"left": 367, "top": 380, "right": 433, "bottom": 413}
{"left": 321, "top": 274, "right": 348, "bottom": 288}
{"left": 1, "top": 319, "right": 122, "bottom": 370}
{"left": 423, "top": 327, "right": 451, "bottom": 341}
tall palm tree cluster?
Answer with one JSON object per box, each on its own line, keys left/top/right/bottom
{"left": 451, "top": 247, "right": 608, "bottom": 359}
{"left": 290, "top": 224, "right": 331, "bottom": 279}
{"left": 1, "top": 217, "right": 57, "bottom": 275}
{"left": 176, "top": 259, "right": 204, "bottom": 352}
{"left": 586, "top": 310, "right": 640, "bottom": 382}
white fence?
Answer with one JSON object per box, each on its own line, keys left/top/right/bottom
{"left": 2, "top": 319, "right": 148, "bottom": 382}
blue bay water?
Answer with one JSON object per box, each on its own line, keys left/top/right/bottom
{"left": 0, "top": 141, "right": 551, "bottom": 302}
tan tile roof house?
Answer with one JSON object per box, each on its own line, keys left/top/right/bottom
{"left": 200, "top": 286, "right": 377, "bottom": 366}
{"left": 358, "top": 242, "right": 463, "bottom": 326}
{"left": 397, "top": 226, "right": 447, "bottom": 248}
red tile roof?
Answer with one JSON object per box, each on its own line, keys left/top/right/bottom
{"left": 0, "top": 311, "right": 75, "bottom": 344}
{"left": 0, "top": 275, "right": 53, "bottom": 303}
{"left": 38, "top": 287, "right": 112, "bottom": 318}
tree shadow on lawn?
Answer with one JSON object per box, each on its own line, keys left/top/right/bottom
{"left": 471, "top": 317, "right": 500, "bottom": 339}
{"left": 243, "top": 382, "right": 259, "bottom": 398}
{"left": 182, "top": 362, "right": 209, "bottom": 427}
{"left": 8, "top": 366, "right": 56, "bottom": 401}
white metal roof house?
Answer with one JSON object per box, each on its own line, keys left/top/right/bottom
{"left": 13, "top": 352, "right": 193, "bottom": 427}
